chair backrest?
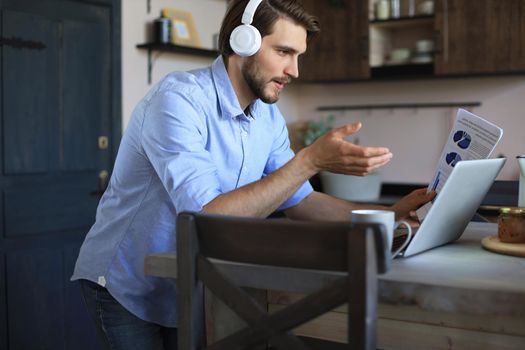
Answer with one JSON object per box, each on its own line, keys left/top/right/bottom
{"left": 176, "top": 212, "right": 390, "bottom": 350}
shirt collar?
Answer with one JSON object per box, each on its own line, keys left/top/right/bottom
{"left": 211, "top": 56, "right": 263, "bottom": 120}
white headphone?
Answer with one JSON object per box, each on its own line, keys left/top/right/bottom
{"left": 229, "top": 0, "right": 263, "bottom": 57}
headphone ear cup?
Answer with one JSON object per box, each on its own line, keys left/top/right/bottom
{"left": 229, "top": 24, "right": 261, "bottom": 57}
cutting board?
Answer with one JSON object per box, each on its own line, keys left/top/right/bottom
{"left": 481, "top": 235, "right": 525, "bottom": 257}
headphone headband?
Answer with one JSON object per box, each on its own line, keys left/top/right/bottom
{"left": 241, "top": 0, "right": 263, "bottom": 25}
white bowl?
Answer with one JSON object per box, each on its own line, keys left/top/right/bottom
{"left": 416, "top": 39, "right": 434, "bottom": 53}
{"left": 411, "top": 55, "right": 433, "bottom": 64}
{"left": 390, "top": 48, "right": 411, "bottom": 62}
{"left": 320, "top": 172, "right": 382, "bottom": 202}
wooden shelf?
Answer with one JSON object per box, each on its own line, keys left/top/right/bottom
{"left": 317, "top": 101, "right": 482, "bottom": 112}
{"left": 136, "top": 43, "right": 218, "bottom": 57}
{"left": 370, "top": 15, "right": 434, "bottom": 29}
{"left": 371, "top": 62, "right": 434, "bottom": 79}
{"left": 136, "top": 43, "right": 219, "bottom": 84}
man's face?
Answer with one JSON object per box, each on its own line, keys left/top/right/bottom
{"left": 241, "top": 18, "right": 307, "bottom": 104}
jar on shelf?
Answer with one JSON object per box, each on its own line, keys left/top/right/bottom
{"left": 154, "top": 9, "right": 172, "bottom": 44}
{"left": 418, "top": 0, "right": 435, "bottom": 15}
{"left": 407, "top": 0, "right": 416, "bottom": 17}
{"left": 390, "top": 0, "right": 401, "bottom": 18}
{"left": 375, "top": 0, "right": 390, "bottom": 20}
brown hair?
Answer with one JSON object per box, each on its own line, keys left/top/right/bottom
{"left": 218, "top": 0, "right": 320, "bottom": 59}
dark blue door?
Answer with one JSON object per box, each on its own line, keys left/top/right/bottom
{"left": 0, "top": 255, "right": 6, "bottom": 350}
{"left": 0, "top": 0, "right": 120, "bottom": 349}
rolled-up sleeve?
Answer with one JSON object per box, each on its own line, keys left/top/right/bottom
{"left": 264, "top": 107, "right": 313, "bottom": 210}
{"left": 141, "top": 89, "right": 222, "bottom": 212}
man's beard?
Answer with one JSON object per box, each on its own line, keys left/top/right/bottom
{"left": 241, "top": 58, "right": 289, "bottom": 104}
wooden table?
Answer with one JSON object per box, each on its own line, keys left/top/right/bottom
{"left": 145, "top": 222, "right": 525, "bottom": 349}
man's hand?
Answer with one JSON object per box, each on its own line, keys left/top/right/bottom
{"left": 299, "top": 122, "right": 393, "bottom": 176}
{"left": 391, "top": 189, "right": 436, "bottom": 226}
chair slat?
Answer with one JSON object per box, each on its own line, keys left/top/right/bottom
{"left": 193, "top": 214, "right": 383, "bottom": 271}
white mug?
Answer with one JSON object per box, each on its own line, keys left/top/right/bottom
{"left": 351, "top": 209, "right": 412, "bottom": 258}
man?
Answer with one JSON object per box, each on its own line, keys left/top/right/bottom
{"left": 72, "top": 1, "right": 434, "bottom": 349}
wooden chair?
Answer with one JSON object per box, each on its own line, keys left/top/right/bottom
{"left": 176, "top": 212, "right": 391, "bottom": 350}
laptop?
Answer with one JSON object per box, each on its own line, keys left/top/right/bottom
{"left": 395, "top": 158, "right": 506, "bottom": 258}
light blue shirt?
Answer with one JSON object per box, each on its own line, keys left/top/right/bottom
{"left": 71, "top": 56, "right": 313, "bottom": 327}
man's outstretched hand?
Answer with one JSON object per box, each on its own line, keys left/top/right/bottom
{"left": 300, "top": 122, "right": 393, "bottom": 176}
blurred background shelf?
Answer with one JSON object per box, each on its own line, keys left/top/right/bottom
{"left": 371, "top": 62, "right": 434, "bottom": 79}
{"left": 136, "top": 43, "right": 218, "bottom": 83}
{"left": 370, "top": 15, "right": 434, "bottom": 28}
{"left": 136, "top": 42, "right": 218, "bottom": 57}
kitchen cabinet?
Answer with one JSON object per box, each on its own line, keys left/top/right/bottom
{"left": 299, "top": 0, "right": 369, "bottom": 81}
{"left": 434, "top": 0, "right": 525, "bottom": 75}
{"left": 299, "top": 0, "right": 525, "bottom": 82}
{"left": 300, "top": 0, "right": 434, "bottom": 81}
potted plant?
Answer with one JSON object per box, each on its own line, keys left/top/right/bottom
{"left": 302, "top": 115, "right": 382, "bottom": 202}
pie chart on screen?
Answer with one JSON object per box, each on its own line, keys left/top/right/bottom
{"left": 453, "top": 130, "right": 471, "bottom": 149}
{"left": 446, "top": 152, "right": 462, "bottom": 167}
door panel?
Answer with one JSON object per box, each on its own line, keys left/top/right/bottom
{"left": 62, "top": 19, "right": 110, "bottom": 171}
{"left": 6, "top": 248, "right": 65, "bottom": 350}
{"left": 4, "top": 182, "right": 99, "bottom": 237}
{"left": 3, "top": 10, "right": 59, "bottom": 174}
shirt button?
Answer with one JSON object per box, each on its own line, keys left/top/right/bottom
{"left": 242, "top": 131, "right": 248, "bottom": 137}
{"left": 243, "top": 166, "right": 248, "bottom": 171}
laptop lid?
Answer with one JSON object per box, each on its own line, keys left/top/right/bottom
{"left": 402, "top": 158, "right": 506, "bottom": 257}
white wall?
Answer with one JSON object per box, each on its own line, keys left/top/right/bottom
{"left": 292, "top": 77, "right": 525, "bottom": 183}
{"left": 122, "top": 1, "right": 525, "bottom": 184}
{"left": 122, "top": 0, "right": 227, "bottom": 127}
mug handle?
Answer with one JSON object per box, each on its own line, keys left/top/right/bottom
{"left": 392, "top": 220, "right": 413, "bottom": 258}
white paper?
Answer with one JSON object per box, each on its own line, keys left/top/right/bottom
{"left": 416, "top": 109, "right": 503, "bottom": 221}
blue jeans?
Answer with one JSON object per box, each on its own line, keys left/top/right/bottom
{"left": 79, "top": 279, "right": 178, "bottom": 350}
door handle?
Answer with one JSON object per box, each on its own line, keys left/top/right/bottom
{"left": 91, "top": 170, "right": 109, "bottom": 197}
